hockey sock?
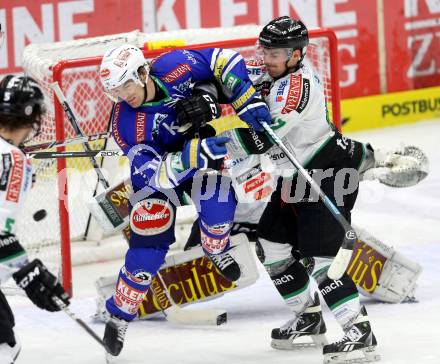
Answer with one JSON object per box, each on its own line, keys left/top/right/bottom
{"left": 199, "top": 219, "right": 233, "bottom": 255}
{"left": 106, "top": 246, "right": 167, "bottom": 321}
{"left": 269, "top": 260, "right": 312, "bottom": 317}
{"left": 318, "top": 273, "right": 361, "bottom": 329}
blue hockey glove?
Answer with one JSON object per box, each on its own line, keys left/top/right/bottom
{"left": 236, "top": 98, "right": 272, "bottom": 132}
{"left": 182, "top": 136, "right": 230, "bottom": 171}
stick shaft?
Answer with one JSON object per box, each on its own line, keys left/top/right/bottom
{"left": 23, "top": 132, "right": 112, "bottom": 153}
{"left": 260, "top": 121, "right": 356, "bottom": 279}
{"left": 28, "top": 150, "right": 124, "bottom": 159}
{"left": 50, "top": 82, "right": 110, "bottom": 189}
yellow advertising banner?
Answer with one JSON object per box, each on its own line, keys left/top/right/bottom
{"left": 341, "top": 86, "right": 440, "bottom": 132}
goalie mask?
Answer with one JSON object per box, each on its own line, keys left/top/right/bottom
{"left": 0, "top": 75, "right": 45, "bottom": 134}
{"left": 259, "top": 16, "right": 309, "bottom": 67}
{"left": 100, "top": 44, "right": 149, "bottom": 101}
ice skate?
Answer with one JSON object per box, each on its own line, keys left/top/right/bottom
{"left": 207, "top": 249, "right": 241, "bottom": 282}
{"left": 323, "top": 306, "right": 380, "bottom": 364}
{"left": 271, "top": 292, "right": 328, "bottom": 350}
{"left": 103, "top": 315, "right": 129, "bottom": 357}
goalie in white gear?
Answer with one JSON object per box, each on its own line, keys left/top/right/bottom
{"left": 0, "top": 70, "right": 70, "bottom": 363}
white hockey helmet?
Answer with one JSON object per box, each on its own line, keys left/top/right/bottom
{"left": 99, "top": 44, "right": 149, "bottom": 94}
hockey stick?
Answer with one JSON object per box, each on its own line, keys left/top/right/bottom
{"left": 259, "top": 121, "right": 356, "bottom": 280}
{"left": 50, "top": 82, "right": 110, "bottom": 189}
{"left": 23, "top": 131, "right": 112, "bottom": 153}
{"left": 152, "top": 272, "right": 227, "bottom": 326}
{"left": 0, "top": 264, "right": 105, "bottom": 349}
{"left": 52, "top": 297, "right": 106, "bottom": 349}
{"left": 84, "top": 103, "right": 116, "bottom": 241}
{"left": 27, "top": 149, "right": 124, "bottom": 159}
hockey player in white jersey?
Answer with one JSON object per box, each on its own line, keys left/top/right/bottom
{"left": 242, "top": 17, "right": 383, "bottom": 363}
{"left": 0, "top": 74, "right": 70, "bottom": 364}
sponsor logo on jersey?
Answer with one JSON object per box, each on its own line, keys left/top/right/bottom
{"left": 277, "top": 80, "right": 288, "bottom": 97}
{"left": 320, "top": 279, "right": 344, "bottom": 296}
{"left": 254, "top": 185, "right": 273, "bottom": 200}
{"left": 135, "top": 112, "right": 146, "bottom": 143}
{"left": 245, "top": 59, "right": 264, "bottom": 67}
{"left": 6, "top": 150, "right": 24, "bottom": 202}
{"left": 0, "top": 153, "right": 12, "bottom": 191}
{"left": 172, "top": 78, "right": 192, "bottom": 94}
{"left": 236, "top": 164, "right": 262, "bottom": 184}
{"left": 296, "top": 78, "right": 310, "bottom": 114}
{"left": 112, "top": 104, "right": 128, "bottom": 149}
{"left": 201, "top": 231, "right": 229, "bottom": 254}
{"left": 115, "top": 277, "right": 146, "bottom": 314}
{"left": 201, "top": 220, "right": 232, "bottom": 236}
{"left": 225, "top": 73, "right": 240, "bottom": 91}
{"left": 130, "top": 199, "right": 174, "bottom": 236}
{"left": 272, "top": 274, "right": 294, "bottom": 286}
{"left": 247, "top": 67, "right": 263, "bottom": 76}
{"left": 0, "top": 234, "right": 18, "bottom": 248}
{"left": 162, "top": 63, "right": 192, "bottom": 83}
{"left": 182, "top": 50, "right": 198, "bottom": 65}
{"left": 281, "top": 74, "right": 303, "bottom": 114}
{"left": 244, "top": 172, "right": 271, "bottom": 193}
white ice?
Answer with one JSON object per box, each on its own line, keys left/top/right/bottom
{"left": 7, "top": 119, "right": 440, "bottom": 364}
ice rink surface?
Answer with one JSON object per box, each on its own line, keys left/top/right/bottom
{"left": 8, "top": 119, "right": 440, "bottom": 363}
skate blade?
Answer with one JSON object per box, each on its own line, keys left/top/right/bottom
{"left": 271, "top": 334, "right": 328, "bottom": 350}
{"left": 324, "top": 346, "right": 380, "bottom": 364}
{"left": 106, "top": 352, "right": 117, "bottom": 363}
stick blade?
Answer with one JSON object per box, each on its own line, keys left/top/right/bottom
{"left": 327, "top": 248, "right": 353, "bottom": 280}
{"left": 166, "top": 306, "right": 227, "bottom": 326}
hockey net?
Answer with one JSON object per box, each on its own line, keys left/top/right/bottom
{"left": 19, "top": 26, "right": 340, "bottom": 294}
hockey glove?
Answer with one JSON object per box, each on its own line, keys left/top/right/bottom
{"left": 175, "top": 92, "right": 221, "bottom": 136}
{"left": 182, "top": 136, "right": 230, "bottom": 171}
{"left": 236, "top": 98, "right": 272, "bottom": 132}
{"left": 13, "top": 259, "right": 70, "bottom": 312}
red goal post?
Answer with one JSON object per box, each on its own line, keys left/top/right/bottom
{"left": 21, "top": 26, "right": 340, "bottom": 295}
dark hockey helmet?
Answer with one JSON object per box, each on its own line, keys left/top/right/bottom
{"left": 0, "top": 75, "right": 45, "bottom": 132}
{"left": 259, "top": 16, "right": 309, "bottom": 63}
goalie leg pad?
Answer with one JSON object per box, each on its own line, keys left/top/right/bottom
{"left": 106, "top": 246, "right": 168, "bottom": 321}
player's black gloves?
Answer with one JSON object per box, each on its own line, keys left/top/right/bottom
{"left": 175, "top": 91, "right": 221, "bottom": 137}
{"left": 13, "top": 259, "right": 70, "bottom": 312}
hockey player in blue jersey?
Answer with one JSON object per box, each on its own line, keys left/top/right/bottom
{"left": 98, "top": 44, "right": 272, "bottom": 357}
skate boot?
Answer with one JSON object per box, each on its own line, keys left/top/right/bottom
{"left": 103, "top": 315, "right": 129, "bottom": 357}
{"left": 323, "top": 306, "right": 380, "bottom": 364}
{"left": 271, "top": 292, "right": 328, "bottom": 350}
{"left": 207, "top": 249, "right": 241, "bottom": 282}
{"left": 0, "top": 339, "right": 21, "bottom": 364}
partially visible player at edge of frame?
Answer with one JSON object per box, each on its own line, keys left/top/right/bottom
{"left": 98, "top": 41, "right": 273, "bottom": 357}
{"left": 0, "top": 34, "right": 71, "bottom": 363}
